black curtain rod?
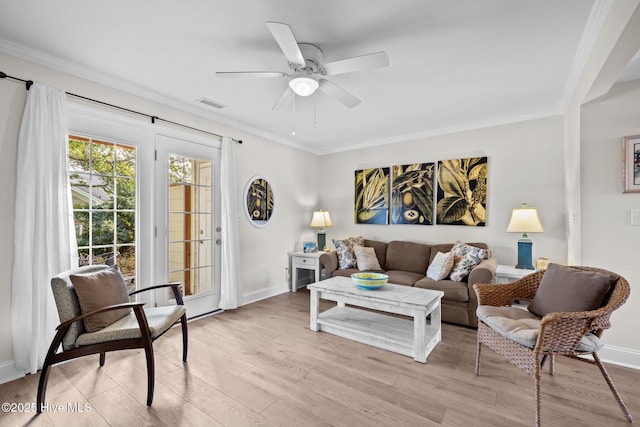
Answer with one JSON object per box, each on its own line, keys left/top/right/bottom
{"left": 0, "top": 70, "right": 242, "bottom": 144}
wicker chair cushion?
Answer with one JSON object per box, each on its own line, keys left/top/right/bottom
{"left": 75, "top": 305, "right": 186, "bottom": 346}
{"left": 477, "top": 305, "right": 603, "bottom": 352}
{"left": 528, "top": 263, "right": 617, "bottom": 317}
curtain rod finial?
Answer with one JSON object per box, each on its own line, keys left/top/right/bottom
{"left": 26, "top": 80, "right": 33, "bottom": 90}
{"left": 0, "top": 71, "right": 7, "bottom": 79}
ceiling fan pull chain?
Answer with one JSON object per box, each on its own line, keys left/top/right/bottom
{"left": 291, "top": 94, "right": 296, "bottom": 136}
{"left": 314, "top": 91, "right": 317, "bottom": 130}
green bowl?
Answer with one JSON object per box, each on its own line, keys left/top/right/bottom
{"left": 351, "top": 272, "right": 388, "bottom": 290}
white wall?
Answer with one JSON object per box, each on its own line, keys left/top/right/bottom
{"left": 0, "top": 52, "right": 318, "bottom": 376}
{"left": 582, "top": 79, "right": 640, "bottom": 357}
{"left": 318, "top": 115, "right": 567, "bottom": 267}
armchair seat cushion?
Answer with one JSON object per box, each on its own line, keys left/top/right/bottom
{"left": 75, "top": 305, "right": 186, "bottom": 346}
{"left": 477, "top": 305, "right": 603, "bottom": 352}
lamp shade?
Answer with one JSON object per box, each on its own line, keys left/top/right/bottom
{"left": 289, "top": 77, "right": 319, "bottom": 97}
{"left": 506, "top": 203, "right": 543, "bottom": 233}
{"left": 309, "top": 210, "right": 333, "bottom": 228}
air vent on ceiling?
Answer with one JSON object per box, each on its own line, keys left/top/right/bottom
{"left": 196, "top": 97, "right": 225, "bottom": 109}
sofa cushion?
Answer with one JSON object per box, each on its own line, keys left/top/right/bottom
{"left": 364, "top": 239, "right": 388, "bottom": 269}
{"left": 332, "top": 236, "right": 364, "bottom": 269}
{"left": 354, "top": 245, "right": 381, "bottom": 271}
{"left": 528, "top": 263, "right": 617, "bottom": 317}
{"left": 70, "top": 265, "right": 131, "bottom": 333}
{"left": 386, "top": 270, "right": 424, "bottom": 286}
{"left": 385, "top": 241, "right": 431, "bottom": 274}
{"left": 426, "top": 251, "right": 454, "bottom": 280}
{"left": 415, "top": 278, "right": 469, "bottom": 302}
{"left": 449, "top": 241, "right": 486, "bottom": 282}
{"left": 477, "top": 305, "right": 603, "bottom": 352}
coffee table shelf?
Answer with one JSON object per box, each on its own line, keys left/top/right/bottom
{"left": 308, "top": 277, "right": 444, "bottom": 363}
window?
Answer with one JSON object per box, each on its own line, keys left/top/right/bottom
{"left": 68, "top": 135, "right": 136, "bottom": 285}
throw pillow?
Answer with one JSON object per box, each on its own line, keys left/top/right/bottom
{"left": 332, "top": 236, "right": 364, "bottom": 269}
{"left": 528, "top": 263, "right": 617, "bottom": 317}
{"left": 426, "top": 251, "right": 454, "bottom": 280}
{"left": 70, "top": 265, "right": 132, "bottom": 333}
{"left": 354, "top": 245, "right": 382, "bottom": 271}
{"left": 449, "top": 241, "right": 486, "bottom": 282}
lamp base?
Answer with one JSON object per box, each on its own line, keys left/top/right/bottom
{"left": 516, "top": 239, "right": 534, "bottom": 270}
{"left": 317, "top": 231, "right": 326, "bottom": 252}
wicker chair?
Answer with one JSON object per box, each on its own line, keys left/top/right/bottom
{"left": 37, "top": 265, "right": 188, "bottom": 413}
{"left": 473, "top": 267, "right": 633, "bottom": 426}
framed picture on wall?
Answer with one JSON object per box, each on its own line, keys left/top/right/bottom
{"left": 436, "top": 157, "right": 488, "bottom": 226}
{"left": 623, "top": 135, "right": 640, "bottom": 193}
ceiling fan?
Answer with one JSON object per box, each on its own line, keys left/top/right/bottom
{"left": 216, "top": 22, "right": 389, "bottom": 109}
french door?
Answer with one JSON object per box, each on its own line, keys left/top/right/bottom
{"left": 155, "top": 134, "right": 221, "bottom": 317}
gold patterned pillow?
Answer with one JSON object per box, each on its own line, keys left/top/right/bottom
{"left": 449, "top": 241, "right": 486, "bottom": 282}
{"left": 332, "top": 236, "right": 364, "bottom": 269}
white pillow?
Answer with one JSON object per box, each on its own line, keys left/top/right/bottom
{"left": 426, "top": 251, "right": 454, "bottom": 280}
{"left": 354, "top": 245, "right": 382, "bottom": 271}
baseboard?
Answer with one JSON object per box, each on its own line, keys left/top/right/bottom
{"left": 242, "top": 282, "right": 290, "bottom": 306}
{"left": 599, "top": 344, "right": 640, "bottom": 370}
{"left": 0, "top": 359, "right": 25, "bottom": 385}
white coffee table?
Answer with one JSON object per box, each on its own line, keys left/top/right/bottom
{"left": 307, "top": 277, "right": 444, "bottom": 363}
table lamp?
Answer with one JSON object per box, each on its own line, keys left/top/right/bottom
{"left": 309, "top": 210, "right": 333, "bottom": 251}
{"left": 506, "top": 203, "right": 544, "bottom": 270}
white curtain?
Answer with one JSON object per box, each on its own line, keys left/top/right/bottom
{"left": 219, "top": 137, "right": 242, "bottom": 309}
{"left": 11, "top": 84, "right": 78, "bottom": 374}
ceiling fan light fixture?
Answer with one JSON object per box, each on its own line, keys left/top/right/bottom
{"left": 289, "top": 76, "right": 318, "bottom": 96}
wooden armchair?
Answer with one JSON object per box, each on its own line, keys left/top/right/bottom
{"left": 37, "top": 265, "right": 188, "bottom": 413}
{"left": 473, "top": 266, "right": 633, "bottom": 426}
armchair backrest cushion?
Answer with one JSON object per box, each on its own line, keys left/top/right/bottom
{"left": 70, "top": 265, "right": 132, "bottom": 332}
{"left": 51, "top": 265, "right": 110, "bottom": 350}
{"left": 528, "top": 263, "right": 618, "bottom": 317}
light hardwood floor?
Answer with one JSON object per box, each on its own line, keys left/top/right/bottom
{"left": 1, "top": 289, "right": 638, "bottom": 427}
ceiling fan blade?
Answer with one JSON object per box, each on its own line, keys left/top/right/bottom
{"left": 273, "top": 87, "right": 294, "bottom": 110}
{"left": 317, "top": 79, "right": 361, "bottom": 108}
{"left": 266, "top": 22, "right": 306, "bottom": 66}
{"left": 322, "top": 51, "right": 389, "bottom": 75}
{"left": 215, "top": 71, "right": 287, "bottom": 78}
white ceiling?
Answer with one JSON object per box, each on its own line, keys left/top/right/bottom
{"left": 0, "top": 1, "right": 637, "bottom": 153}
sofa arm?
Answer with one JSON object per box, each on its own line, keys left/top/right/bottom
{"left": 319, "top": 251, "right": 338, "bottom": 277}
{"left": 468, "top": 257, "right": 498, "bottom": 287}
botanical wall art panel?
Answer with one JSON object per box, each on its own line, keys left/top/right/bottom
{"left": 436, "top": 157, "right": 488, "bottom": 226}
{"left": 391, "top": 163, "right": 434, "bottom": 225}
{"left": 354, "top": 167, "right": 390, "bottom": 224}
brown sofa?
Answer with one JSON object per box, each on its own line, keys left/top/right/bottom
{"left": 319, "top": 239, "right": 498, "bottom": 328}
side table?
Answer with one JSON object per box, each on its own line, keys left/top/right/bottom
{"left": 289, "top": 251, "right": 324, "bottom": 292}
{"left": 494, "top": 264, "right": 535, "bottom": 284}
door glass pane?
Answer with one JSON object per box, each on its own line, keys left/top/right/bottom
{"left": 167, "top": 155, "right": 213, "bottom": 299}
{"left": 69, "top": 135, "right": 137, "bottom": 292}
